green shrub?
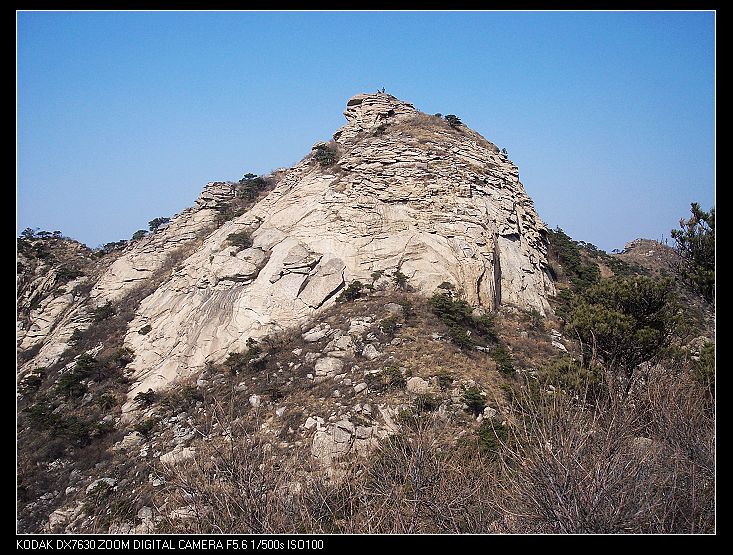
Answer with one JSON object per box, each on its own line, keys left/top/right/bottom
{"left": 444, "top": 114, "right": 462, "bottom": 128}
{"left": 131, "top": 229, "right": 148, "bottom": 241}
{"left": 95, "top": 420, "right": 116, "bottom": 437}
{"left": 447, "top": 326, "right": 475, "bottom": 349}
{"left": 226, "top": 230, "right": 253, "bottom": 250}
{"left": 100, "top": 240, "right": 127, "bottom": 254}
{"left": 568, "top": 276, "right": 678, "bottom": 394}
{"left": 139, "top": 324, "right": 152, "bottom": 335}
{"left": 539, "top": 356, "right": 603, "bottom": 396}
{"left": 429, "top": 292, "right": 496, "bottom": 349}
{"left": 671, "top": 202, "right": 715, "bottom": 303}
{"left": 148, "top": 217, "right": 171, "bottom": 232}
{"left": 366, "top": 366, "right": 406, "bottom": 391}
{"left": 69, "top": 328, "right": 83, "bottom": 346}
{"left": 478, "top": 418, "right": 508, "bottom": 455}
{"left": 57, "top": 415, "right": 94, "bottom": 445}
{"left": 110, "top": 347, "right": 134, "bottom": 368}
{"left": 225, "top": 338, "right": 264, "bottom": 374}
{"left": 92, "top": 302, "right": 115, "bottom": 322}
{"left": 56, "top": 266, "right": 84, "bottom": 283}
{"left": 23, "top": 398, "right": 57, "bottom": 429}
{"left": 336, "top": 281, "right": 364, "bottom": 303}
{"left": 379, "top": 315, "right": 400, "bottom": 337}
{"left": 56, "top": 353, "right": 100, "bottom": 399}
{"left": 312, "top": 143, "right": 338, "bottom": 167}
{"left": 134, "top": 388, "right": 158, "bottom": 407}
{"left": 394, "top": 271, "right": 409, "bottom": 290}
{"left": 461, "top": 386, "right": 486, "bottom": 416}
{"left": 547, "top": 227, "right": 600, "bottom": 292}
{"left": 525, "top": 308, "right": 545, "bottom": 332}
{"left": 414, "top": 393, "right": 439, "bottom": 414}
{"left": 398, "top": 300, "right": 414, "bottom": 323}
{"left": 159, "top": 384, "right": 202, "bottom": 413}
{"left": 214, "top": 202, "right": 247, "bottom": 224}
{"left": 134, "top": 417, "right": 159, "bottom": 438}
{"left": 436, "top": 370, "right": 453, "bottom": 391}
{"left": 237, "top": 175, "right": 270, "bottom": 201}
{"left": 383, "top": 365, "right": 406, "bottom": 389}
{"left": 96, "top": 393, "right": 118, "bottom": 410}
{"left": 492, "top": 344, "right": 514, "bottom": 376}
{"left": 18, "top": 371, "right": 45, "bottom": 396}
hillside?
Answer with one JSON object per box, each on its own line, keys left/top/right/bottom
{"left": 16, "top": 94, "right": 714, "bottom": 534}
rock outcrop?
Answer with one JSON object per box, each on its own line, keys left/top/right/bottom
{"left": 18, "top": 93, "right": 555, "bottom": 406}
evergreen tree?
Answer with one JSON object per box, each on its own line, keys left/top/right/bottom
{"left": 671, "top": 203, "right": 715, "bottom": 303}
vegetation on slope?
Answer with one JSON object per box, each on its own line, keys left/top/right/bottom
{"left": 16, "top": 203, "right": 715, "bottom": 534}
{"left": 672, "top": 202, "right": 715, "bottom": 304}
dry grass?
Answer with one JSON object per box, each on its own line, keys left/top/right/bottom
{"left": 153, "top": 364, "right": 714, "bottom": 534}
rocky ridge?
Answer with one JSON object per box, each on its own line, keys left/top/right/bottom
{"left": 18, "top": 93, "right": 555, "bottom": 410}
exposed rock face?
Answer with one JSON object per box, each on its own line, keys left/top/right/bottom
{"left": 17, "top": 238, "right": 104, "bottom": 371}
{"left": 16, "top": 184, "right": 237, "bottom": 377}
{"left": 18, "top": 93, "right": 555, "bottom": 407}
{"left": 91, "top": 182, "right": 236, "bottom": 304}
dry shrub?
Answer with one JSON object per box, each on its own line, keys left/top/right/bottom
{"left": 496, "top": 372, "right": 715, "bottom": 533}
{"left": 156, "top": 365, "right": 713, "bottom": 534}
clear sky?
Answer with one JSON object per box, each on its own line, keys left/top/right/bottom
{"left": 17, "top": 10, "right": 715, "bottom": 252}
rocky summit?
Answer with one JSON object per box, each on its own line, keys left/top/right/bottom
{"left": 18, "top": 93, "right": 555, "bottom": 407}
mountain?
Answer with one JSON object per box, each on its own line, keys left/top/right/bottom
{"left": 19, "top": 93, "right": 554, "bottom": 409}
{"left": 17, "top": 94, "right": 712, "bottom": 534}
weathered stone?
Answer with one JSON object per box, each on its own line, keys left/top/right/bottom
{"left": 354, "top": 426, "right": 373, "bottom": 440}
{"left": 383, "top": 302, "right": 404, "bottom": 316}
{"left": 552, "top": 340, "right": 568, "bottom": 353}
{"left": 483, "top": 406, "right": 497, "bottom": 419}
{"left": 85, "top": 478, "right": 117, "bottom": 495}
{"left": 114, "top": 432, "right": 145, "bottom": 451}
{"left": 302, "top": 324, "right": 332, "bottom": 343}
{"left": 298, "top": 258, "right": 346, "bottom": 309}
{"left": 333, "top": 421, "right": 354, "bottom": 443}
{"left": 249, "top": 394, "right": 261, "bottom": 408}
{"left": 315, "top": 356, "right": 344, "bottom": 377}
{"left": 406, "top": 376, "right": 430, "bottom": 394}
{"left": 362, "top": 344, "right": 381, "bottom": 360}
{"left": 348, "top": 317, "right": 373, "bottom": 335}
{"left": 353, "top": 382, "right": 368, "bottom": 394}
{"left": 159, "top": 447, "right": 196, "bottom": 466}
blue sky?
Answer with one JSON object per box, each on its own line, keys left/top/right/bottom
{"left": 17, "top": 11, "right": 715, "bottom": 251}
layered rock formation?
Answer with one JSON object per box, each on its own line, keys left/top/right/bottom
{"left": 18, "top": 93, "right": 555, "bottom": 405}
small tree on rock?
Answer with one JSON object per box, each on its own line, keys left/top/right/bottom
{"left": 444, "top": 114, "right": 462, "bottom": 128}
{"left": 148, "top": 217, "right": 171, "bottom": 232}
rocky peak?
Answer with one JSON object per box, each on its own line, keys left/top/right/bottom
{"left": 336, "top": 93, "right": 417, "bottom": 141}
{"left": 18, "top": 92, "right": 556, "bottom": 410}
